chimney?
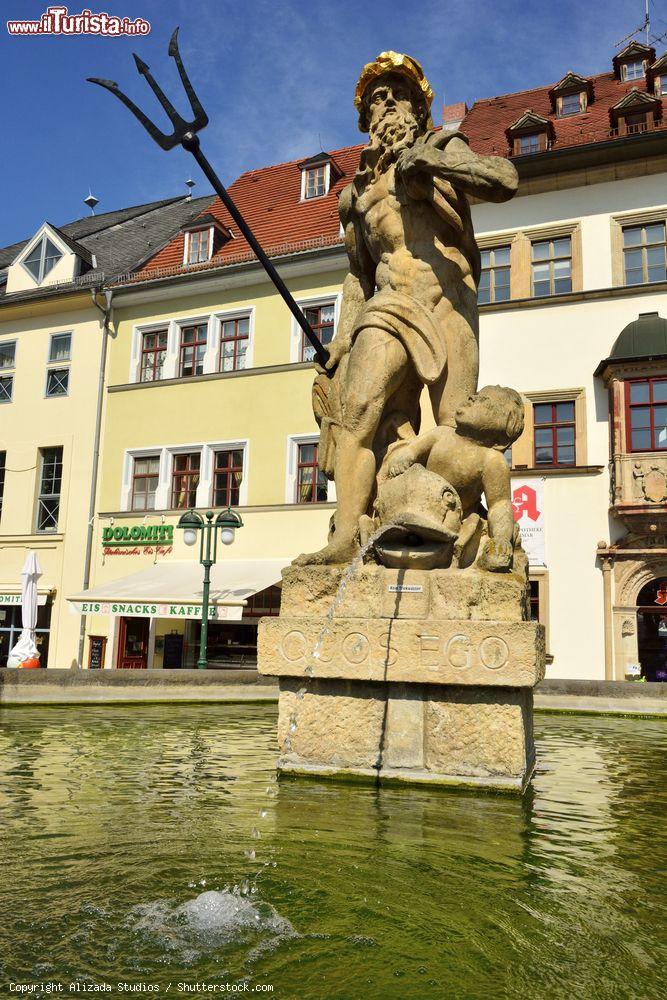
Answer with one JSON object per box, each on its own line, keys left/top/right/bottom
{"left": 442, "top": 101, "right": 468, "bottom": 132}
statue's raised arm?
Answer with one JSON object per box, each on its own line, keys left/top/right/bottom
{"left": 396, "top": 132, "right": 518, "bottom": 205}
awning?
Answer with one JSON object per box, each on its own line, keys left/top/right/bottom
{"left": 67, "top": 559, "right": 290, "bottom": 621}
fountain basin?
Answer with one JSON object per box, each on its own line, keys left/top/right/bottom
{"left": 2, "top": 703, "right": 664, "bottom": 996}
{"left": 258, "top": 565, "right": 545, "bottom": 792}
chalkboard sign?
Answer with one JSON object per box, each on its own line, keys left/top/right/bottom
{"left": 88, "top": 635, "right": 107, "bottom": 670}
{"left": 163, "top": 633, "right": 184, "bottom": 669}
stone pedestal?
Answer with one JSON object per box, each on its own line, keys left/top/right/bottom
{"left": 258, "top": 566, "right": 545, "bottom": 793}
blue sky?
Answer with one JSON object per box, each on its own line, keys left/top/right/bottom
{"left": 2, "top": 0, "right": 667, "bottom": 246}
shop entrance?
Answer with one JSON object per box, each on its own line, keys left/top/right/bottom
{"left": 636, "top": 579, "right": 667, "bottom": 682}
{"left": 117, "top": 617, "right": 150, "bottom": 669}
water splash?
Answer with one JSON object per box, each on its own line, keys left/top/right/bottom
{"left": 130, "top": 889, "right": 295, "bottom": 952}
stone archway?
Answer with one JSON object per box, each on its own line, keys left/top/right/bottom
{"left": 612, "top": 557, "right": 667, "bottom": 679}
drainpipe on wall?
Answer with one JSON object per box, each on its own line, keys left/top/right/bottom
{"left": 77, "top": 287, "right": 113, "bottom": 668}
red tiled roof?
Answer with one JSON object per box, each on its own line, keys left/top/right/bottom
{"left": 130, "top": 61, "right": 667, "bottom": 286}
{"left": 461, "top": 69, "right": 667, "bottom": 156}
{"left": 136, "top": 142, "right": 364, "bottom": 279}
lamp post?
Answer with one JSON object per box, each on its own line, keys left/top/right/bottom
{"left": 177, "top": 507, "right": 244, "bottom": 669}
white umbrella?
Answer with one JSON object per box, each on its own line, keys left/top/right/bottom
{"left": 8, "top": 551, "right": 43, "bottom": 667}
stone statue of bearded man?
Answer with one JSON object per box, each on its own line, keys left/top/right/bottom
{"left": 297, "top": 51, "right": 519, "bottom": 566}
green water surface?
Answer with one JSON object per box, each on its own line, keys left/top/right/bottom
{"left": 0, "top": 705, "right": 664, "bottom": 999}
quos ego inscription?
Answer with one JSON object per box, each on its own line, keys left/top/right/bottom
{"left": 280, "top": 629, "right": 509, "bottom": 671}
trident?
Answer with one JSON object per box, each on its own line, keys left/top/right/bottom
{"left": 88, "top": 29, "right": 329, "bottom": 368}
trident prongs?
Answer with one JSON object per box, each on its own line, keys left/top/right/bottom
{"left": 85, "top": 75, "right": 178, "bottom": 149}
{"left": 168, "top": 28, "right": 209, "bottom": 132}
{"left": 87, "top": 27, "right": 329, "bottom": 367}
{"left": 87, "top": 27, "right": 207, "bottom": 151}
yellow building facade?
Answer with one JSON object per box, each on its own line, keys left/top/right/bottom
{"left": 0, "top": 291, "right": 106, "bottom": 669}
{"left": 0, "top": 195, "right": 217, "bottom": 669}
{"left": 77, "top": 256, "right": 349, "bottom": 669}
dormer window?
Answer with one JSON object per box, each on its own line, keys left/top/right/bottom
{"left": 549, "top": 72, "right": 592, "bottom": 119}
{"left": 648, "top": 53, "right": 667, "bottom": 96}
{"left": 518, "top": 133, "right": 543, "bottom": 154}
{"left": 6, "top": 222, "right": 91, "bottom": 295}
{"left": 181, "top": 215, "right": 230, "bottom": 268}
{"left": 305, "top": 165, "right": 327, "bottom": 199}
{"left": 560, "top": 91, "right": 585, "bottom": 116}
{"left": 186, "top": 229, "right": 210, "bottom": 265}
{"left": 506, "top": 110, "right": 552, "bottom": 156}
{"left": 610, "top": 88, "right": 661, "bottom": 136}
{"left": 613, "top": 41, "right": 655, "bottom": 81}
{"left": 297, "top": 152, "right": 342, "bottom": 202}
{"left": 23, "top": 236, "right": 62, "bottom": 284}
{"left": 560, "top": 92, "right": 581, "bottom": 116}
{"left": 623, "top": 59, "right": 646, "bottom": 81}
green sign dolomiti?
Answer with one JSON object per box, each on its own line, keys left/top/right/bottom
{"left": 102, "top": 524, "right": 174, "bottom": 546}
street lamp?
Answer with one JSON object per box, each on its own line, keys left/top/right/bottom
{"left": 177, "top": 507, "right": 244, "bottom": 669}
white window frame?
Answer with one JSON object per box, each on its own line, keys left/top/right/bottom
{"left": 201, "top": 439, "right": 249, "bottom": 508}
{"left": 44, "top": 366, "right": 70, "bottom": 399}
{"left": 183, "top": 227, "right": 214, "bottom": 266}
{"left": 130, "top": 321, "right": 175, "bottom": 383}
{"left": 121, "top": 440, "right": 249, "bottom": 512}
{"left": 19, "top": 231, "right": 65, "bottom": 285}
{"left": 127, "top": 452, "right": 162, "bottom": 513}
{"left": 290, "top": 293, "right": 341, "bottom": 364}
{"left": 130, "top": 315, "right": 215, "bottom": 384}
{"left": 621, "top": 59, "right": 646, "bottom": 81}
{"left": 135, "top": 326, "right": 171, "bottom": 384}
{"left": 0, "top": 339, "right": 17, "bottom": 371}
{"left": 300, "top": 163, "right": 330, "bottom": 201}
{"left": 164, "top": 444, "right": 206, "bottom": 510}
{"left": 35, "top": 445, "right": 64, "bottom": 533}
{"left": 48, "top": 332, "right": 72, "bottom": 364}
{"left": 285, "top": 433, "right": 335, "bottom": 504}
{"left": 174, "top": 314, "right": 216, "bottom": 379}
{"left": 44, "top": 331, "right": 73, "bottom": 398}
{"left": 656, "top": 74, "right": 667, "bottom": 97}
{"left": 211, "top": 307, "right": 255, "bottom": 372}
{"left": 121, "top": 447, "right": 171, "bottom": 512}
{"left": 0, "top": 374, "right": 14, "bottom": 404}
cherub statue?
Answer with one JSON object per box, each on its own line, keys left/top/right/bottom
{"left": 385, "top": 385, "right": 525, "bottom": 571}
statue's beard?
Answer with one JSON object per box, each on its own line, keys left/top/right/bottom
{"left": 357, "top": 108, "right": 421, "bottom": 184}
